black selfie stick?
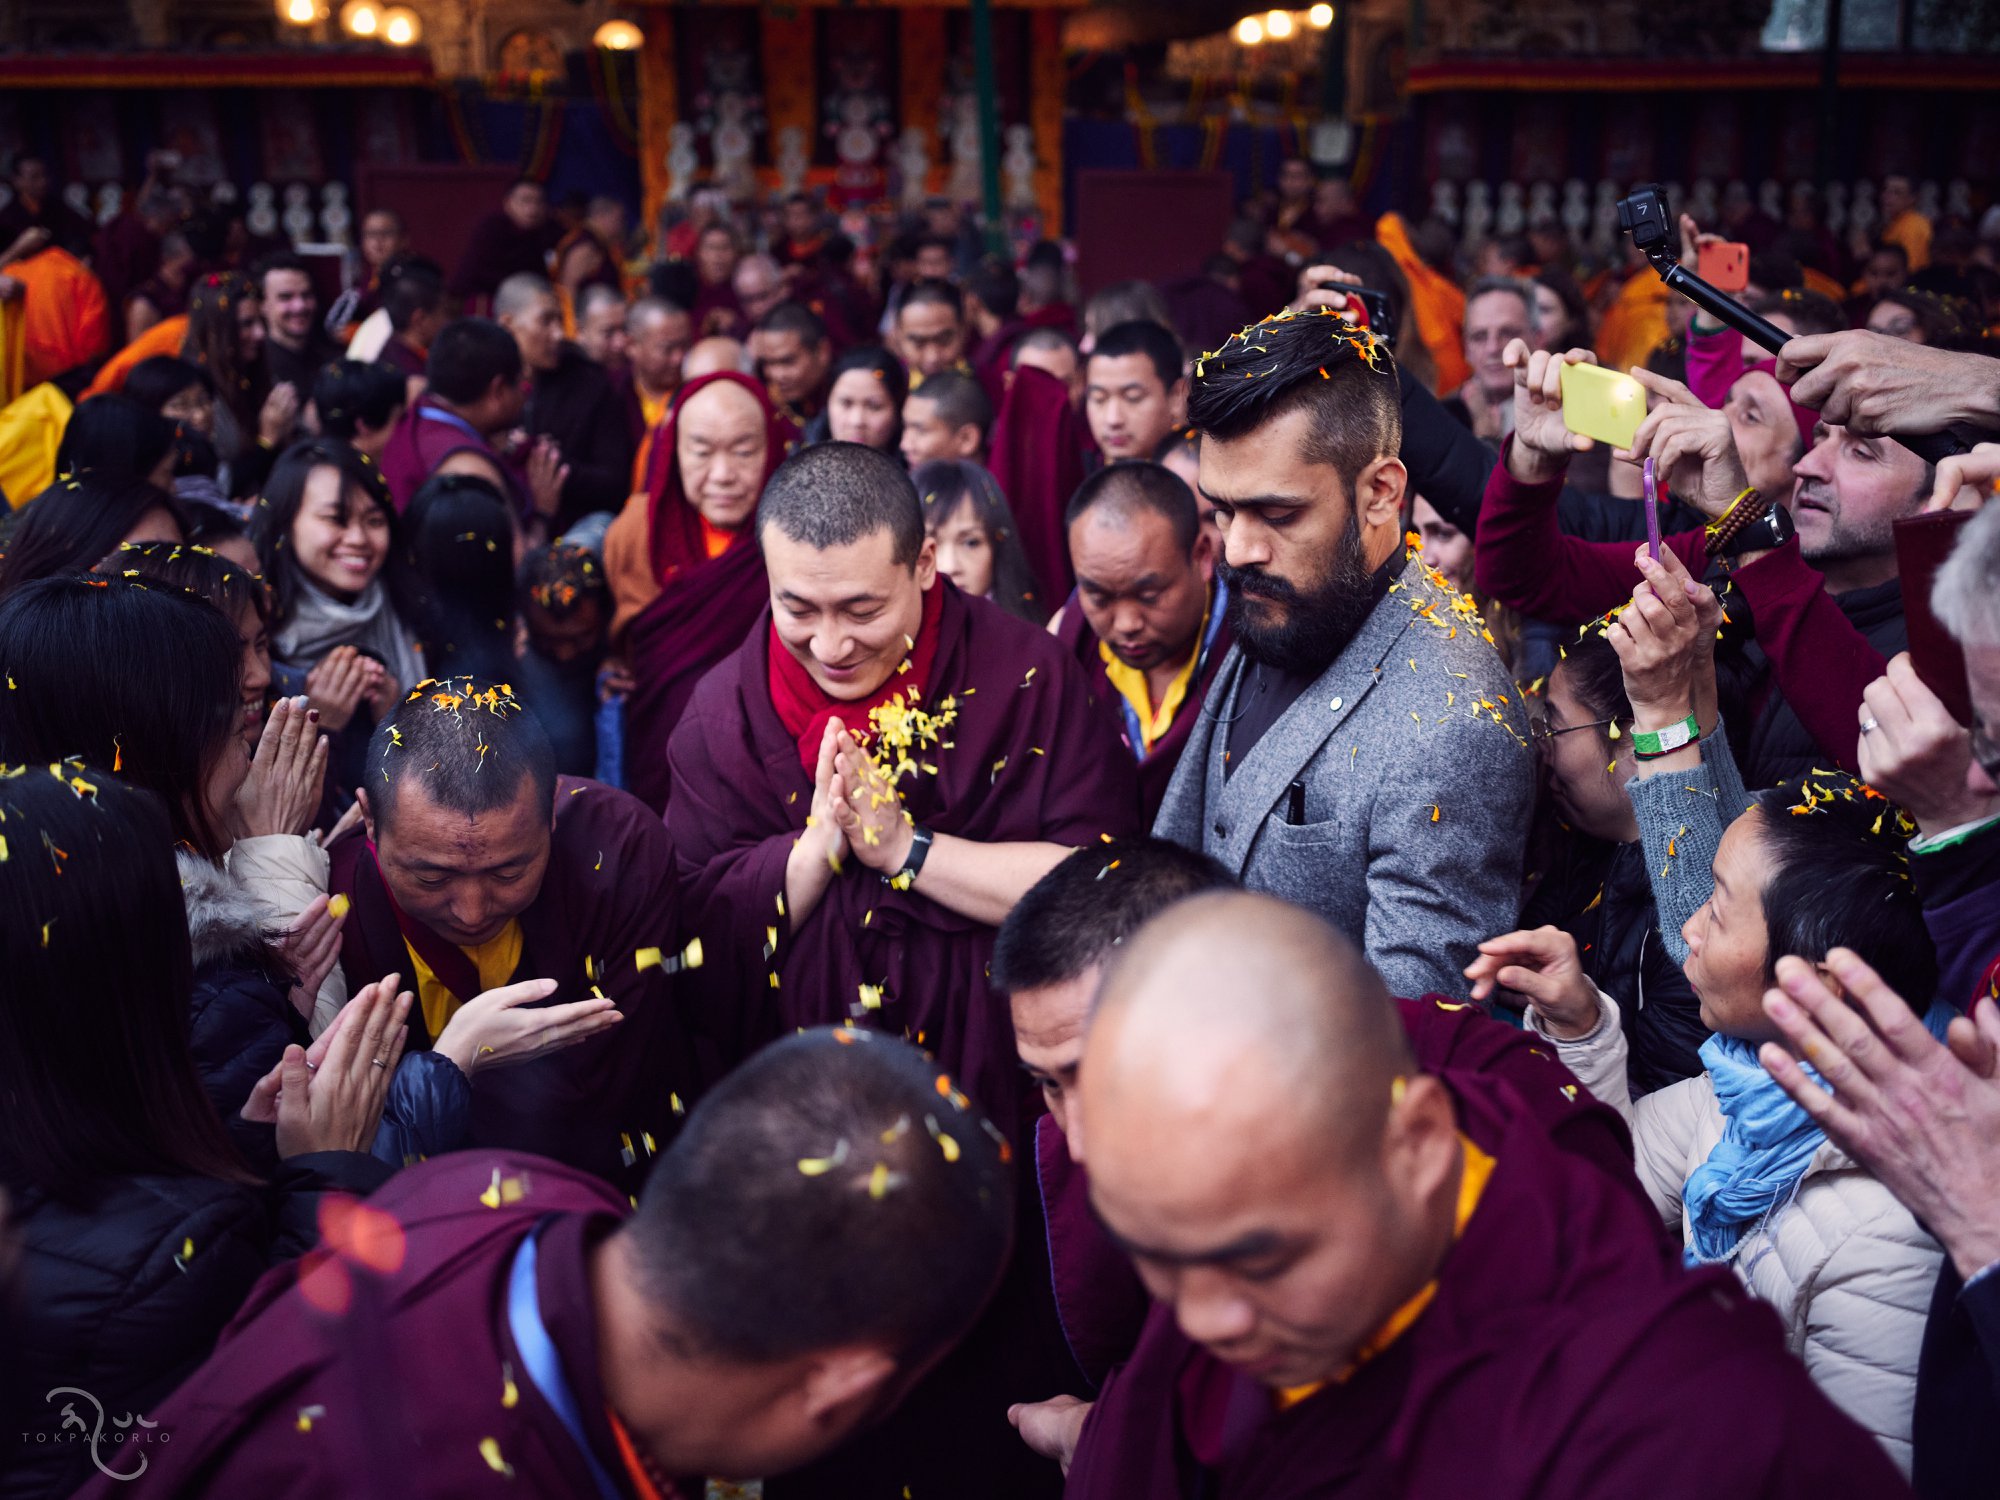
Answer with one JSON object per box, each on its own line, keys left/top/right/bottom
{"left": 1617, "top": 185, "right": 1965, "bottom": 465}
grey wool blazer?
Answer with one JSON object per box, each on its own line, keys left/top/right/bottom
{"left": 1154, "top": 555, "right": 1534, "bottom": 1000}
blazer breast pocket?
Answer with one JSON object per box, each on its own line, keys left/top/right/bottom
{"left": 1256, "top": 812, "right": 1346, "bottom": 854}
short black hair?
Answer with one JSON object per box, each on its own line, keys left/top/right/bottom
{"left": 827, "top": 344, "right": 910, "bottom": 412}
{"left": 757, "top": 442, "right": 925, "bottom": 568}
{"left": 1551, "top": 629, "right": 1632, "bottom": 745}
{"left": 1748, "top": 252, "right": 1805, "bottom": 293}
{"left": 908, "top": 370, "right": 991, "bottom": 442}
{"left": 1755, "top": 287, "right": 1844, "bottom": 340}
{"left": 753, "top": 300, "right": 829, "bottom": 347}
{"left": 1187, "top": 309, "right": 1401, "bottom": 498}
{"left": 964, "top": 259, "right": 1019, "bottom": 321}
{"left": 991, "top": 838, "right": 1235, "bottom": 993}
{"left": 381, "top": 260, "right": 445, "bottom": 333}
{"left": 1868, "top": 240, "right": 1911, "bottom": 269}
{"left": 0, "top": 575, "right": 243, "bottom": 858}
{"left": 425, "top": 318, "right": 523, "bottom": 405}
{"left": 521, "top": 540, "right": 610, "bottom": 621}
{"left": 251, "top": 251, "right": 313, "bottom": 291}
{"left": 404, "top": 474, "right": 516, "bottom": 683}
{"left": 1747, "top": 778, "right": 1938, "bottom": 1007}
{"left": 56, "top": 394, "right": 177, "bottom": 486}
{"left": 1011, "top": 326, "right": 1079, "bottom": 367}
{"left": 366, "top": 676, "right": 557, "bottom": 832}
{"left": 900, "top": 278, "right": 964, "bottom": 321}
{"left": 914, "top": 233, "right": 956, "bottom": 261}
{"left": 1089, "top": 319, "right": 1184, "bottom": 391}
{"left": 628, "top": 1028, "right": 1014, "bottom": 1365}
{"left": 1065, "top": 459, "right": 1200, "bottom": 556}
{"left": 313, "top": 359, "right": 407, "bottom": 440}
{"left": 123, "top": 356, "right": 210, "bottom": 416}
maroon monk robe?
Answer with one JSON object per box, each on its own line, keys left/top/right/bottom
{"left": 1039, "top": 994, "right": 1644, "bottom": 1392}
{"left": 610, "top": 370, "right": 796, "bottom": 815}
{"left": 1062, "top": 1065, "right": 1910, "bottom": 1500}
{"left": 667, "top": 579, "right": 1141, "bottom": 1141}
{"left": 68, "top": 1151, "right": 702, "bottom": 1500}
{"left": 989, "top": 363, "right": 1093, "bottom": 602}
{"left": 1053, "top": 583, "right": 1235, "bottom": 825}
{"left": 377, "top": 392, "right": 532, "bottom": 519}
{"left": 449, "top": 209, "right": 562, "bottom": 309}
{"left": 330, "top": 776, "right": 715, "bottom": 1199}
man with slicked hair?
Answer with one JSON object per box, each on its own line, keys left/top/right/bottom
{"left": 1155, "top": 310, "right": 1532, "bottom": 1000}
{"left": 71, "top": 1029, "right": 1015, "bottom": 1500}
{"left": 669, "top": 439, "right": 1138, "bottom": 1500}
{"left": 1052, "top": 461, "right": 1230, "bottom": 820}
{"left": 1025, "top": 892, "right": 1906, "bottom": 1498}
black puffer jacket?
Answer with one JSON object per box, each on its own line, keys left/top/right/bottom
{"left": 1527, "top": 833, "right": 1709, "bottom": 1096}
{"left": 1, "top": 1152, "right": 390, "bottom": 1500}
{"left": 180, "top": 853, "right": 309, "bottom": 1175}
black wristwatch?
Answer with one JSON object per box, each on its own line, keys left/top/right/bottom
{"left": 888, "top": 824, "right": 934, "bottom": 887}
{"left": 1719, "top": 503, "right": 1794, "bottom": 558}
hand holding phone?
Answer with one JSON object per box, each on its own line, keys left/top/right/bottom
{"left": 1560, "top": 363, "right": 1647, "bottom": 450}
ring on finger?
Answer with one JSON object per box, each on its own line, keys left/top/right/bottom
{"left": 1859, "top": 716, "right": 1879, "bottom": 734}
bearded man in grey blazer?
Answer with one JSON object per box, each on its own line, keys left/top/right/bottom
{"left": 1154, "top": 309, "right": 1532, "bottom": 999}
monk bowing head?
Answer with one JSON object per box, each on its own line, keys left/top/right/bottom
{"left": 674, "top": 375, "right": 769, "bottom": 533}
{"left": 993, "top": 837, "right": 1234, "bottom": 1144}
{"left": 1079, "top": 892, "right": 1464, "bottom": 1391}
{"left": 357, "top": 676, "right": 556, "bottom": 948}
{"left": 600, "top": 1027, "right": 1015, "bottom": 1480}
{"left": 758, "top": 441, "right": 937, "bottom": 702}
{"left": 1066, "top": 459, "right": 1215, "bottom": 680}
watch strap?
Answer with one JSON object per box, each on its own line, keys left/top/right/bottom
{"left": 889, "top": 824, "right": 934, "bottom": 889}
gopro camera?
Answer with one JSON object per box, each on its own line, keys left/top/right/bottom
{"left": 1616, "top": 184, "right": 1675, "bottom": 265}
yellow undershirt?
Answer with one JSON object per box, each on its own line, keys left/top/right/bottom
{"left": 1274, "top": 1133, "right": 1497, "bottom": 1411}
{"left": 637, "top": 385, "right": 670, "bottom": 432}
{"left": 1099, "top": 598, "right": 1211, "bottom": 756}
{"left": 403, "top": 920, "right": 524, "bottom": 1038}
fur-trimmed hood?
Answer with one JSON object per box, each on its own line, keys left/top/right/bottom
{"left": 177, "top": 850, "right": 278, "bottom": 971}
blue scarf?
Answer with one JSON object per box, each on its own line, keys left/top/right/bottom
{"left": 1684, "top": 1000, "right": 1955, "bottom": 1266}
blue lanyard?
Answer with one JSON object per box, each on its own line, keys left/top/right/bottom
{"left": 506, "top": 1228, "right": 626, "bottom": 1500}
{"left": 418, "top": 403, "right": 487, "bottom": 443}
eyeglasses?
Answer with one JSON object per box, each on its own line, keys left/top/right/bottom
{"left": 1529, "top": 715, "right": 1620, "bottom": 746}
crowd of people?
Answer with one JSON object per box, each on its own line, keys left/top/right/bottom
{"left": 2, "top": 141, "right": 2000, "bottom": 1500}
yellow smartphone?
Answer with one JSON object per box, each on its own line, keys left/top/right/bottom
{"left": 1559, "top": 362, "right": 1646, "bottom": 450}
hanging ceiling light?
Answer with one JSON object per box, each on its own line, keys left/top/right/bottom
{"left": 380, "top": 4, "right": 420, "bottom": 45}
{"left": 339, "top": 0, "right": 379, "bottom": 36}
{"left": 1266, "top": 9, "right": 1294, "bottom": 38}
{"left": 1308, "top": 3, "right": 1334, "bottom": 27}
{"left": 1235, "top": 15, "right": 1264, "bottom": 45}
{"left": 276, "top": 0, "right": 325, "bottom": 24}
{"left": 592, "top": 19, "right": 643, "bottom": 51}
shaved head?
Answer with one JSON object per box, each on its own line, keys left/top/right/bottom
{"left": 1079, "top": 892, "right": 1458, "bottom": 1390}
{"left": 683, "top": 335, "right": 753, "bottom": 380}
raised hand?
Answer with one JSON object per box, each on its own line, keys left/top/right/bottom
{"left": 1856, "top": 652, "right": 1999, "bottom": 836}
{"left": 1502, "top": 341, "right": 1598, "bottom": 485}
{"left": 1621, "top": 368, "right": 1751, "bottom": 519}
{"left": 234, "top": 694, "right": 328, "bottom": 839}
{"left": 1759, "top": 949, "right": 2000, "bottom": 1278}
{"left": 1008, "top": 1395, "right": 1092, "bottom": 1476}
{"left": 1464, "top": 927, "right": 1601, "bottom": 1037}
{"left": 251, "top": 976, "right": 412, "bottom": 1157}
{"left": 272, "top": 894, "right": 345, "bottom": 1020}
{"left": 1926, "top": 440, "right": 2000, "bottom": 512}
{"left": 831, "top": 726, "right": 913, "bottom": 876}
{"left": 259, "top": 381, "right": 302, "bottom": 448}
{"left": 1774, "top": 331, "right": 2000, "bottom": 437}
{"left": 1286, "top": 262, "right": 1365, "bottom": 317}
{"left": 526, "top": 437, "right": 570, "bottom": 520}
{"left": 431, "top": 977, "right": 622, "bottom": 1077}
{"left": 304, "top": 646, "right": 382, "bottom": 732}
{"left": 1607, "top": 546, "right": 1722, "bottom": 730}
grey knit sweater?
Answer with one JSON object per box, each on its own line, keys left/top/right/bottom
{"left": 1624, "top": 727, "right": 1753, "bottom": 967}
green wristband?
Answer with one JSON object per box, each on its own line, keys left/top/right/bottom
{"left": 1631, "top": 714, "right": 1701, "bottom": 759}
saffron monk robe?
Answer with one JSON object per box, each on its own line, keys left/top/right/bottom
{"left": 603, "top": 369, "right": 797, "bottom": 813}
{"left": 1051, "top": 462, "right": 1232, "bottom": 823}
{"left": 69, "top": 1030, "right": 1017, "bottom": 1500}
{"left": 1017, "top": 893, "right": 1911, "bottom": 1500}
{"left": 992, "top": 840, "right": 1645, "bottom": 1395}
{"left": 667, "top": 443, "right": 1140, "bottom": 1500}
{"left": 329, "top": 678, "right": 717, "bottom": 1199}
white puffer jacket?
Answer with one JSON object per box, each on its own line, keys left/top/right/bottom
{"left": 1532, "top": 993, "right": 1940, "bottom": 1475}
